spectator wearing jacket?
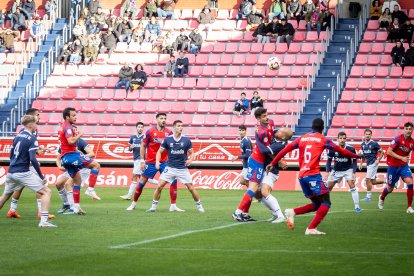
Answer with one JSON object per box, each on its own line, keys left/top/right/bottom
{"left": 391, "top": 40, "right": 405, "bottom": 66}
{"left": 30, "top": 17, "right": 44, "bottom": 41}
{"left": 116, "top": 62, "right": 134, "bottom": 92}
{"left": 253, "top": 21, "right": 270, "bottom": 44}
{"left": 57, "top": 43, "right": 71, "bottom": 64}
{"left": 387, "top": 18, "right": 401, "bottom": 42}
{"left": 197, "top": 7, "right": 215, "bottom": 35}
{"left": 157, "top": 0, "right": 177, "bottom": 19}
{"left": 175, "top": 51, "right": 189, "bottom": 77}
{"left": 382, "top": 0, "right": 400, "bottom": 14}
{"left": 400, "top": 19, "right": 414, "bottom": 43}
{"left": 11, "top": 8, "right": 26, "bottom": 31}
{"left": 266, "top": 17, "right": 280, "bottom": 41}
{"left": 236, "top": 0, "right": 252, "bottom": 22}
{"left": 404, "top": 42, "right": 414, "bottom": 67}
{"left": 246, "top": 6, "right": 264, "bottom": 32}
{"left": 302, "top": 0, "right": 315, "bottom": 23}
{"left": 0, "top": 29, "right": 19, "bottom": 52}
{"left": 162, "top": 31, "right": 175, "bottom": 54}
{"left": 83, "top": 41, "right": 97, "bottom": 64}
{"left": 164, "top": 55, "right": 176, "bottom": 77}
{"left": 250, "top": 91, "right": 264, "bottom": 113}
{"left": 145, "top": 16, "right": 161, "bottom": 44}
{"left": 278, "top": 18, "right": 295, "bottom": 48}
{"left": 379, "top": 8, "right": 392, "bottom": 30}
{"left": 268, "top": 0, "right": 286, "bottom": 20}
{"left": 100, "top": 27, "right": 117, "bottom": 56}
{"left": 94, "top": 7, "right": 106, "bottom": 29}
{"left": 20, "top": 0, "right": 35, "bottom": 19}
{"left": 86, "top": 16, "right": 99, "bottom": 35}
{"left": 121, "top": 0, "right": 139, "bottom": 18}
{"left": 88, "top": 0, "right": 101, "bottom": 15}
{"left": 173, "top": 28, "right": 189, "bottom": 51}
{"left": 189, "top": 28, "right": 203, "bottom": 55}
{"left": 370, "top": 0, "right": 382, "bottom": 20}
{"left": 287, "top": 0, "right": 302, "bottom": 25}
{"left": 144, "top": 0, "right": 158, "bottom": 19}
{"left": 306, "top": 6, "right": 323, "bottom": 37}
{"left": 391, "top": 5, "right": 408, "bottom": 25}
{"left": 117, "top": 17, "right": 134, "bottom": 44}
{"left": 130, "top": 64, "right": 147, "bottom": 90}
{"left": 233, "top": 92, "right": 249, "bottom": 115}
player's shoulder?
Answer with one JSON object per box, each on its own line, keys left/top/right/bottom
{"left": 345, "top": 143, "right": 355, "bottom": 150}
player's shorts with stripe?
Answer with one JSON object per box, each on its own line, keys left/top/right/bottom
{"left": 246, "top": 158, "right": 264, "bottom": 184}
{"left": 366, "top": 163, "right": 379, "bottom": 180}
{"left": 62, "top": 168, "right": 90, "bottom": 185}
{"left": 299, "top": 174, "right": 329, "bottom": 198}
{"left": 240, "top": 168, "right": 249, "bottom": 181}
{"left": 61, "top": 152, "right": 93, "bottom": 178}
{"left": 160, "top": 167, "right": 192, "bottom": 184}
{"left": 142, "top": 162, "right": 167, "bottom": 179}
{"left": 387, "top": 164, "right": 413, "bottom": 187}
{"left": 4, "top": 171, "right": 44, "bottom": 194}
{"left": 328, "top": 168, "right": 354, "bottom": 183}
{"left": 261, "top": 171, "right": 279, "bottom": 189}
{"left": 133, "top": 159, "right": 144, "bottom": 175}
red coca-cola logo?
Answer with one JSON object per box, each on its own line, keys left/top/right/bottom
{"left": 191, "top": 170, "right": 244, "bottom": 190}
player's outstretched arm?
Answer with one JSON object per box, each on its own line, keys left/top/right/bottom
{"left": 377, "top": 149, "right": 385, "bottom": 165}
{"left": 67, "top": 130, "right": 83, "bottom": 145}
{"left": 140, "top": 140, "right": 147, "bottom": 171}
{"left": 155, "top": 147, "right": 165, "bottom": 170}
{"left": 55, "top": 155, "right": 65, "bottom": 171}
{"left": 331, "top": 144, "right": 359, "bottom": 159}
{"left": 30, "top": 150, "right": 44, "bottom": 180}
{"left": 84, "top": 146, "right": 95, "bottom": 158}
{"left": 186, "top": 148, "right": 194, "bottom": 167}
{"left": 386, "top": 147, "right": 408, "bottom": 163}
{"left": 326, "top": 156, "right": 333, "bottom": 172}
{"left": 270, "top": 140, "right": 297, "bottom": 166}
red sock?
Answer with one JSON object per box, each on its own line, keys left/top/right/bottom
{"left": 308, "top": 204, "right": 330, "bottom": 229}
{"left": 73, "top": 186, "right": 80, "bottom": 204}
{"left": 294, "top": 203, "right": 317, "bottom": 215}
{"left": 407, "top": 187, "right": 413, "bottom": 208}
{"left": 133, "top": 183, "right": 144, "bottom": 202}
{"left": 88, "top": 171, "right": 98, "bottom": 188}
{"left": 380, "top": 188, "right": 389, "bottom": 200}
{"left": 238, "top": 193, "right": 253, "bottom": 213}
{"left": 241, "top": 197, "right": 253, "bottom": 213}
{"left": 170, "top": 184, "right": 177, "bottom": 204}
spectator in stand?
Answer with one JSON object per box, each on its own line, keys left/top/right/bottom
{"left": 287, "top": 0, "right": 302, "bottom": 25}
{"left": 30, "top": 16, "right": 44, "bottom": 41}
{"left": 246, "top": 5, "right": 264, "bottom": 32}
{"left": 80, "top": 7, "right": 91, "bottom": 21}
{"left": 206, "top": 0, "right": 218, "bottom": 9}
{"left": 94, "top": 7, "right": 106, "bottom": 30}
{"left": 401, "top": 20, "right": 414, "bottom": 43}
{"left": 189, "top": 28, "right": 202, "bottom": 55}
{"left": 306, "top": 6, "right": 323, "bottom": 38}
{"left": 88, "top": 0, "right": 101, "bottom": 15}
{"left": 268, "top": 0, "right": 286, "bottom": 21}
{"left": 117, "top": 16, "right": 134, "bottom": 44}
{"left": 250, "top": 91, "right": 264, "bottom": 113}
{"left": 144, "top": 16, "right": 161, "bottom": 44}
{"left": 302, "top": 0, "right": 316, "bottom": 23}
{"left": 278, "top": 18, "right": 295, "bottom": 48}
{"left": 175, "top": 51, "right": 189, "bottom": 77}
{"left": 121, "top": 0, "right": 139, "bottom": 18}
{"left": 382, "top": 0, "right": 400, "bottom": 14}
{"left": 105, "top": 14, "right": 118, "bottom": 30}
{"left": 233, "top": 92, "right": 249, "bottom": 115}
{"left": 173, "top": 28, "right": 189, "bottom": 51}
{"left": 45, "top": 0, "right": 57, "bottom": 18}
{"left": 72, "top": 18, "right": 87, "bottom": 40}
{"left": 157, "top": 0, "right": 177, "bottom": 19}
{"left": 132, "top": 21, "right": 145, "bottom": 44}
{"left": 391, "top": 40, "right": 405, "bottom": 66}
{"left": 317, "top": 0, "right": 329, "bottom": 15}
{"left": 20, "top": 0, "right": 36, "bottom": 20}
{"left": 69, "top": 49, "right": 82, "bottom": 64}
{"left": 387, "top": 18, "right": 401, "bottom": 42}
{"left": 100, "top": 27, "right": 117, "bottom": 57}
{"left": 197, "top": 7, "right": 215, "bottom": 36}
{"left": 322, "top": 8, "right": 334, "bottom": 31}
{"left": 86, "top": 16, "right": 99, "bottom": 35}
{"left": 88, "top": 33, "right": 101, "bottom": 50}
{"left": 83, "top": 41, "right": 97, "bottom": 64}
{"left": 0, "top": 10, "right": 6, "bottom": 28}
{"left": 391, "top": 5, "right": 408, "bottom": 25}
{"left": 57, "top": 43, "right": 71, "bottom": 64}
{"left": 379, "top": 8, "right": 392, "bottom": 31}
{"left": 370, "top": 0, "right": 382, "bottom": 20}
{"left": 253, "top": 20, "right": 270, "bottom": 44}
{"left": 12, "top": 0, "right": 22, "bottom": 14}
{"left": 144, "top": 0, "right": 158, "bottom": 19}
{"left": 116, "top": 62, "right": 133, "bottom": 92}
{"left": 266, "top": 16, "right": 280, "bottom": 42}
{"left": 236, "top": 0, "right": 253, "bottom": 22}
{"left": 0, "top": 29, "right": 19, "bottom": 52}
{"left": 69, "top": 38, "right": 83, "bottom": 53}
{"left": 11, "top": 8, "right": 26, "bottom": 31}
{"left": 130, "top": 64, "right": 147, "bottom": 91}
{"left": 162, "top": 30, "right": 175, "bottom": 54}
{"left": 405, "top": 42, "right": 414, "bottom": 67}
{"left": 164, "top": 55, "right": 176, "bottom": 77}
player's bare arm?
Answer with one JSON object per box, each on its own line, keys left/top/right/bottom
{"left": 155, "top": 147, "right": 165, "bottom": 170}
{"left": 376, "top": 149, "right": 384, "bottom": 165}
{"left": 185, "top": 148, "right": 194, "bottom": 167}
{"left": 140, "top": 140, "right": 147, "bottom": 171}
{"left": 358, "top": 157, "right": 365, "bottom": 170}
{"left": 387, "top": 147, "right": 409, "bottom": 163}
{"left": 67, "top": 130, "right": 83, "bottom": 145}
{"left": 84, "top": 146, "right": 95, "bottom": 158}
{"left": 55, "top": 155, "right": 65, "bottom": 172}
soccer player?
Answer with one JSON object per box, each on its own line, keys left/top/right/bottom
{"left": 230, "top": 125, "right": 252, "bottom": 186}
{"left": 6, "top": 108, "right": 55, "bottom": 220}
{"left": 55, "top": 138, "right": 96, "bottom": 214}
{"left": 0, "top": 115, "right": 56, "bottom": 227}
{"left": 326, "top": 132, "right": 361, "bottom": 213}
{"left": 266, "top": 118, "right": 360, "bottom": 235}
{"left": 58, "top": 107, "right": 101, "bottom": 215}
{"left": 378, "top": 122, "right": 414, "bottom": 213}
{"left": 359, "top": 129, "right": 385, "bottom": 201}
{"left": 146, "top": 120, "right": 205, "bottom": 213}
{"left": 127, "top": 113, "right": 182, "bottom": 211}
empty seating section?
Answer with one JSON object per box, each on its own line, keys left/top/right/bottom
{"left": 328, "top": 20, "right": 413, "bottom": 140}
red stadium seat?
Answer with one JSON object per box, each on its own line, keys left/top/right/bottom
{"left": 94, "top": 101, "right": 107, "bottom": 112}
{"left": 340, "top": 90, "right": 353, "bottom": 102}
{"left": 204, "top": 115, "right": 218, "bottom": 126}
{"left": 376, "top": 103, "right": 390, "bottom": 115}
{"left": 171, "top": 101, "right": 185, "bottom": 113}
{"left": 389, "top": 103, "right": 403, "bottom": 116}
{"left": 386, "top": 116, "right": 400, "bottom": 129}
{"left": 349, "top": 103, "right": 363, "bottom": 115}
{"left": 371, "top": 116, "right": 385, "bottom": 128}
{"left": 358, "top": 117, "right": 372, "bottom": 128}
{"left": 344, "top": 116, "right": 358, "bottom": 128}
{"left": 335, "top": 103, "right": 348, "bottom": 115}
{"left": 354, "top": 55, "right": 368, "bottom": 65}
{"left": 107, "top": 101, "right": 121, "bottom": 112}
{"left": 363, "top": 103, "right": 377, "bottom": 115}
{"left": 398, "top": 79, "right": 412, "bottom": 90}
{"left": 405, "top": 104, "right": 414, "bottom": 115}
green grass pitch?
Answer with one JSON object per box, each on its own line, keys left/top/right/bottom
{"left": 1, "top": 187, "right": 413, "bottom": 275}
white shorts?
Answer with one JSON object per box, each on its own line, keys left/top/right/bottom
{"left": 366, "top": 163, "right": 379, "bottom": 180}
{"left": 133, "top": 159, "right": 143, "bottom": 175}
{"left": 62, "top": 168, "right": 91, "bottom": 185}
{"left": 4, "top": 171, "right": 44, "bottom": 194}
{"left": 160, "top": 167, "right": 192, "bottom": 184}
{"left": 261, "top": 171, "right": 279, "bottom": 188}
{"left": 328, "top": 168, "right": 354, "bottom": 183}
{"left": 240, "top": 168, "right": 249, "bottom": 181}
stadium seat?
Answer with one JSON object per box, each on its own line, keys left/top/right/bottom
{"left": 344, "top": 116, "right": 358, "bottom": 128}
{"left": 385, "top": 116, "right": 400, "bottom": 128}
{"left": 335, "top": 103, "right": 348, "bottom": 115}
{"left": 204, "top": 115, "right": 218, "bottom": 126}
{"left": 171, "top": 101, "right": 185, "bottom": 113}
{"left": 371, "top": 116, "right": 385, "bottom": 128}
{"left": 358, "top": 117, "right": 372, "bottom": 128}
{"left": 349, "top": 103, "right": 363, "bottom": 115}
{"left": 406, "top": 104, "right": 414, "bottom": 115}
{"left": 119, "top": 101, "right": 133, "bottom": 113}
{"left": 107, "top": 101, "right": 121, "bottom": 112}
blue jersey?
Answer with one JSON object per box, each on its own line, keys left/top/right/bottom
{"left": 361, "top": 140, "right": 381, "bottom": 166}
{"left": 239, "top": 137, "right": 252, "bottom": 168}
{"left": 58, "top": 138, "right": 90, "bottom": 155}
{"left": 161, "top": 135, "right": 192, "bottom": 169}
{"left": 327, "top": 144, "right": 357, "bottom": 172}
{"left": 8, "top": 130, "right": 39, "bottom": 173}
{"left": 129, "top": 134, "right": 145, "bottom": 161}
{"left": 265, "top": 139, "right": 287, "bottom": 174}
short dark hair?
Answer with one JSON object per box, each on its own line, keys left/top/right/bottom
{"left": 25, "top": 108, "right": 39, "bottom": 116}
{"left": 404, "top": 122, "right": 414, "bottom": 128}
{"left": 364, "top": 129, "right": 372, "bottom": 134}
{"left": 241, "top": 92, "right": 246, "bottom": 96}
{"left": 63, "top": 107, "right": 76, "bottom": 120}
{"left": 173, "top": 120, "right": 183, "bottom": 126}
{"left": 156, "top": 113, "right": 167, "bottom": 119}
{"left": 136, "top": 122, "right": 144, "bottom": 127}
{"left": 338, "top": 131, "right": 347, "bottom": 138}
{"left": 311, "top": 118, "right": 324, "bottom": 133}
{"left": 253, "top": 91, "right": 258, "bottom": 95}
{"left": 239, "top": 125, "right": 247, "bottom": 131}
{"left": 254, "top": 107, "right": 267, "bottom": 119}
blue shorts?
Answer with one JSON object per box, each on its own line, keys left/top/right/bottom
{"left": 299, "top": 174, "right": 329, "bottom": 198}
{"left": 387, "top": 165, "right": 413, "bottom": 187}
{"left": 143, "top": 162, "right": 177, "bottom": 184}
{"left": 246, "top": 158, "right": 264, "bottom": 184}
{"left": 62, "top": 152, "right": 93, "bottom": 178}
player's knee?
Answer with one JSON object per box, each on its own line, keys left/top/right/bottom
{"left": 319, "top": 193, "right": 331, "bottom": 206}
{"left": 92, "top": 162, "right": 101, "bottom": 170}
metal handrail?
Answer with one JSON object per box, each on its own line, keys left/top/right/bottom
{"left": 10, "top": 107, "right": 16, "bottom": 130}
{"left": 2, "top": 120, "right": 8, "bottom": 135}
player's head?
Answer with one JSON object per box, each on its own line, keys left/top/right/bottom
{"left": 136, "top": 122, "right": 144, "bottom": 134}
{"left": 21, "top": 115, "right": 37, "bottom": 132}
{"left": 403, "top": 122, "right": 413, "bottom": 138}
{"left": 63, "top": 107, "right": 77, "bottom": 124}
{"left": 156, "top": 113, "right": 167, "bottom": 128}
{"left": 311, "top": 118, "right": 324, "bottom": 133}
{"left": 254, "top": 107, "right": 268, "bottom": 125}
{"left": 173, "top": 120, "right": 183, "bottom": 134}
{"left": 275, "top": 127, "right": 293, "bottom": 142}
{"left": 338, "top": 131, "right": 347, "bottom": 146}
{"left": 238, "top": 125, "right": 247, "bottom": 138}
{"left": 364, "top": 129, "right": 372, "bottom": 141}
{"left": 25, "top": 108, "right": 40, "bottom": 124}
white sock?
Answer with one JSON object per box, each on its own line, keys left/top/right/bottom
{"left": 58, "top": 188, "right": 68, "bottom": 205}
{"left": 87, "top": 187, "right": 94, "bottom": 192}
{"left": 151, "top": 200, "right": 158, "bottom": 209}
{"left": 170, "top": 203, "right": 176, "bottom": 208}
{"left": 235, "top": 209, "right": 243, "bottom": 215}
{"left": 195, "top": 200, "right": 202, "bottom": 206}
{"left": 366, "top": 191, "right": 372, "bottom": 198}
{"left": 67, "top": 190, "right": 75, "bottom": 209}
{"left": 10, "top": 198, "right": 18, "bottom": 211}
{"left": 40, "top": 212, "right": 49, "bottom": 223}
{"left": 37, "top": 199, "right": 42, "bottom": 213}
{"left": 128, "top": 182, "right": 137, "bottom": 197}
{"left": 351, "top": 188, "right": 360, "bottom": 208}
{"left": 262, "top": 195, "right": 284, "bottom": 218}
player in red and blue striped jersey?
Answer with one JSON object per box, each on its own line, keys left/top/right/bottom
{"left": 378, "top": 122, "right": 414, "bottom": 213}
{"left": 267, "top": 118, "right": 361, "bottom": 235}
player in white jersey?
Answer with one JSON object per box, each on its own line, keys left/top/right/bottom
{"left": 146, "top": 120, "right": 205, "bottom": 213}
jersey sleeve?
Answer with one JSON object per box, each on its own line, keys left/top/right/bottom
{"left": 187, "top": 139, "right": 193, "bottom": 151}
{"left": 161, "top": 137, "right": 168, "bottom": 150}
{"left": 128, "top": 136, "right": 133, "bottom": 145}
{"left": 29, "top": 138, "right": 39, "bottom": 152}
{"left": 389, "top": 136, "right": 400, "bottom": 150}
{"left": 374, "top": 142, "right": 381, "bottom": 152}
{"left": 270, "top": 137, "right": 300, "bottom": 166}
{"left": 144, "top": 129, "right": 152, "bottom": 145}
{"left": 64, "top": 124, "right": 75, "bottom": 139}
{"left": 77, "top": 138, "right": 88, "bottom": 152}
